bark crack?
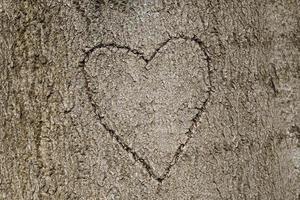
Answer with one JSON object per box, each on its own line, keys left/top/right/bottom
{"left": 78, "top": 35, "right": 214, "bottom": 183}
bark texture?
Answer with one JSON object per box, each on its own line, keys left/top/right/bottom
{"left": 0, "top": 0, "right": 299, "bottom": 199}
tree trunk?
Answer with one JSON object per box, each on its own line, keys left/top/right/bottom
{"left": 1, "top": 0, "right": 299, "bottom": 199}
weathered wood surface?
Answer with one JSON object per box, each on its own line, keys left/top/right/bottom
{"left": 0, "top": 1, "right": 299, "bottom": 199}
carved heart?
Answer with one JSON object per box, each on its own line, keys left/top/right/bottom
{"left": 80, "top": 36, "right": 212, "bottom": 182}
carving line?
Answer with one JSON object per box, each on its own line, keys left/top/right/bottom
{"left": 79, "top": 35, "right": 213, "bottom": 183}
{"left": 84, "top": 37, "right": 172, "bottom": 65}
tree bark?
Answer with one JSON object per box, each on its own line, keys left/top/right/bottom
{"left": 0, "top": 0, "right": 299, "bottom": 199}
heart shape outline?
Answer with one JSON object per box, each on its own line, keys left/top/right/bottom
{"left": 79, "top": 35, "right": 213, "bottom": 183}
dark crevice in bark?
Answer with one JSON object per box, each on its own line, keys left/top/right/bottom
{"left": 73, "top": 0, "right": 92, "bottom": 27}
{"left": 79, "top": 35, "right": 214, "bottom": 183}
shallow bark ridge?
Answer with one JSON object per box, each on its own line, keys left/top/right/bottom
{"left": 79, "top": 35, "right": 214, "bottom": 182}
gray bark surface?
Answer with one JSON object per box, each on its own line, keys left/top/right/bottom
{"left": 0, "top": 0, "right": 299, "bottom": 199}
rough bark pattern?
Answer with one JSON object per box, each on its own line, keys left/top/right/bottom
{"left": 0, "top": 0, "right": 299, "bottom": 199}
